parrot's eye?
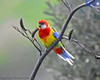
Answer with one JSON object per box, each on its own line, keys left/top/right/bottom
{"left": 41, "top": 22, "right": 45, "bottom": 25}
{"left": 39, "top": 22, "right": 45, "bottom": 28}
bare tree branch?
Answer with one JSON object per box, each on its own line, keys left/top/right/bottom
{"left": 29, "top": 0, "right": 96, "bottom": 80}
{"left": 62, "top": 36, "right": 100, "bottom": 60}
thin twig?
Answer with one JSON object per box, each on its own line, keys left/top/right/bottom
{"left": 61, "top": 0, "right": 72, "bottom": 12}
{"left": 34, "top": 38, "right": 42, "bottom": 56}
{"left": 20, "top": 18, "right": 27, "bottom": 31}
{"left": 68, "top": 28, "right": 74, "bottom": 40}
{"left": 13, "top": 26, "right": 28, "bottom": 38}
{"left": 90, "top": 4, "right": 100, "bottom": 12}
{"left": 32, "top": 28, "right": 39, "bottom": 38}
{"left": 62, "top": 36, "right": 100, "bottom": 59}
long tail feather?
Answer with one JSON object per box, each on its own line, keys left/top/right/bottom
{"left": 57, "top": 54, "right": 73, "bottom": 65}
{"left": 58, "top": 46, "right": 75, "bottom": 65}
{"left": 60, "top": 46, "right": 75, "bottom": 59}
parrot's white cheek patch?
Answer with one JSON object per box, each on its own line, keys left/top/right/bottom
{"left": 41, "top": 25, "right": 46, "bottom": 29}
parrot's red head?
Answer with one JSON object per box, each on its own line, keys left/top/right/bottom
{"left": 38, "top": 20, "right": 48, "bottom": 29}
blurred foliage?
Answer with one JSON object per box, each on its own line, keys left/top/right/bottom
{"left": 43, "top": 0, "right": 100, "bottom": 80}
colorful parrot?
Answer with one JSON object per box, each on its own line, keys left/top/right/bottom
{"left": 38, "top": 20, "right": 75, "bottom": 65}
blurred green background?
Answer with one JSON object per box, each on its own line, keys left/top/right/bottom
{"left": 0, "top": 0, "right": 100, "bottom": 80}
{"left": 0, "top": 0, "right": 56, "bottom": 80}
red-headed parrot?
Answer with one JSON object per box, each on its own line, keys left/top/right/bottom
{"left": 38, "top": 20, "right": 75, "bottom": 65}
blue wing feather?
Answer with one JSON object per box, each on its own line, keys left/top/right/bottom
{"left": 53, "top": 32, "right": 58, "bottom": 39}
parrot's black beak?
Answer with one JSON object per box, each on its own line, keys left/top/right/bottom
{"left": 39, "top": 24, "right": 41, "bottom": 28}
{"left": 39, "top": 25, "right": 41, "bottom": 28}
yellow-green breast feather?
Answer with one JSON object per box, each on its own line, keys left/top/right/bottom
{"left": 38, "top": 27, "right": 56, "bottom": 47}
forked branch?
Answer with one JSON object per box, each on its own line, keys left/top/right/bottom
{"left": 13, "top": 19, "right": 42, "bottom": 56}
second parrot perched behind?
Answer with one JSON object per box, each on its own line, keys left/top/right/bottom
{"left": 38, "top": 20, "right": 75, "bottom": 65}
